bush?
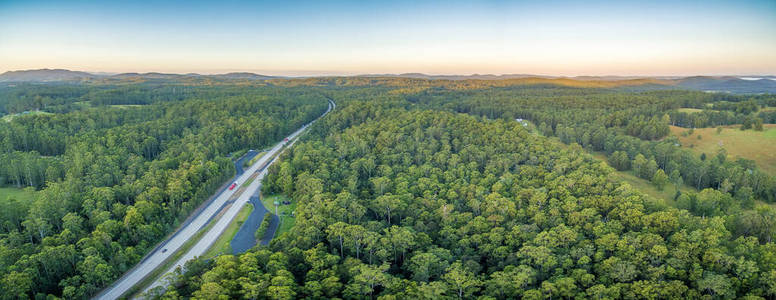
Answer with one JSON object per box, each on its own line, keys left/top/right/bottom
{"left": 255, "top": 212, "right": 273, "bottom": 240}
{"left": 231, "top": 149, "right": 248, "bottom": 161}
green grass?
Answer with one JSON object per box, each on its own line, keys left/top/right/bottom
{"left": 202, "top": 203, "right": 253, "bottom": 259}
{"left": 676, "top": 108, "right": 704, "bottom": 113}
{"left": 261, "top": 194, "right": 296, "bottom": 237}
{"left": 2, "top": 110, "right": 52, "bottom": 122}
{"left": 276, "top": 214, "right": 296, "bottom": 236}
{"left": 547, "top": 136, "right": 697, "bottom": 206}
{"left": 243, "top": 151, "right": 267, "bottom": 168}
{"left": 0, "top": 187, "right": 37, "bottom": 202}
{"left": 109, "top": 104, "right": 145, "bottom": 109}
{"left": 241, "top": 174, "right": 258, "bottom": 188}
{"left": 764, "top": 128, "right": 776, "bottom": 139}
{"left": 760, "top": 106, "right": 776, "bottom": 112}
{"left": 669, "top": 124, "right": 776, "bottom": 175}
{"left": 72, "top": 101, "right": 92, "bottom": 109}
{"left": 587, "top": 152, "right": 697, "bottom": 206}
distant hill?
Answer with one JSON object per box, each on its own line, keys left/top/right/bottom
{"left": 0, "top": 69, "right": 95, "bottom": 82}
{"left": 676, "top": 76, "right": 776, "bottom": 94}
{"left": 356, "top": 73, "right": 776, "bottom": 93}
{"left": 0, "top": 69, "right": 280, "bottom": 82}
{"left": 358, "top": 73, "right": 553, "bottom": 80}
{"left": 211, "top": 72, "right": 278, "bottom": 80}
{"left": 2, "top": 69, "right": 774, "bottom": 93}
{"left": 108, "top": 72, "right": 277, "bottom": 81}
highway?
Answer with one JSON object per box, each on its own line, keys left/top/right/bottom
{"left": 95, "top": 99, "right": 333, "bottom": 300}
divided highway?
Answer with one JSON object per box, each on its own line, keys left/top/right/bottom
{"left": 95, "top": 99, "right": 334, "bottom": 300}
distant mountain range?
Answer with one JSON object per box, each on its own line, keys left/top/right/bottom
{"left": 2, "top": 69, "right": 775, "bottom": 94}
{"left": 0, "top": 69, "right": 281, "bottom": 82}
{"left": 0, "top": 69, "right": 94, "bottom": 82}
{"left": 674, "top": 76, "right": 776, "bottom": 94}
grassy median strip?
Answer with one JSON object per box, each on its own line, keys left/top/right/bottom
{"left": 243, "top": 151, "right": 267, "bottom": 169}
{"left": 123, "top": 202, "right": 234, "bottom": 299}
{"left": 203, "top": 203, "right": 254, "bottom": 259}
{"left": 124, "top": 144, "right": 289, "bottom": 297}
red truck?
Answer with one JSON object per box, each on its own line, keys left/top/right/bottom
{"left": 284, "top": 138, "right": 289, "bottom": 142}
{"left": 229, "top": 182, "right": 237, "bottom": 190}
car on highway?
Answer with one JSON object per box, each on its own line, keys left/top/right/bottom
{"left": 229, "top": 182, "right": 237, "bottom": 190}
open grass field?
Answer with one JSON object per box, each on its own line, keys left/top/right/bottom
{"left": 669, "top": 124, "right": 776, "bottom": 175}
{"left": 588, "top": 152, "right": 696, "bottom": 206}
{"left": 677, "top": 108, "right": 704, "bottom": 113}
{"left": 202, "top": 203, "right": 253, "bottom": 259}
{"left": 760, "top": 106, "right": 776, "bottom": 112}
{"left": 262, "top": 194, "right": 296, "bottom": 236}
{"left": 548, "top": 137, "right": 696, "bottom": 206}
{"left": 0, "top": 186, "right": 36, "bottom": 202}
{"left": 71, "top": 101, "right": 92, "bottom": 109}
{"left": 2, "top": 110, "right": 52, "bottom": 122}
{"left": 109, "top": 104, "right": 145, "bottom": 109}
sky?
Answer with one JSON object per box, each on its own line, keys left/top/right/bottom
{"left": 1, "top": 0, "right": 775, "bottom": 76}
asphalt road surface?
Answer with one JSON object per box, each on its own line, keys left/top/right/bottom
{"left": 95, "top": 100, "right": 333, "bottom": 300}
{"left": 229, "top": 190, "right": 278, "bottom": 254}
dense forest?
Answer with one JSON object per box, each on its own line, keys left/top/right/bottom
{"left": 2, "top": 79, "right": 776, "bottom": 299}
{"left": 0, "top": 83, "right": 328, "bottom": 298}
{"left": 395, "top": 87, "right": 776, "bottom": 203}
{"left": 158, "top": 83, "right": 776, "bottom": 299}
{"left": 159, "top": 93, "right": 776, "bottom": 299}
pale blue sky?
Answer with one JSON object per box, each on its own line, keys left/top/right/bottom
{"left": 1, "top": 0, "right": 774, "bottom": 75}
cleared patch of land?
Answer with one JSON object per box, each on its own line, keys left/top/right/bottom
{"left": 669, "top": 124, "right": 776, "bottom": 175}
{"left": 539, "top": 127, "right": 702, "bottom": 206}
{"left": 0, "top": 187, "right": 36, "bottom": 202}
{"left": 677, "top": 108, "right": 704, "bottom": 113}
{"left": 109, "top": 104, "right": 145, "bottom": 109}
{"left": 760, "top": 106, "right": 776, "bottom": 112}
{"left": 548, "top": 136, "right": 697, "bottom": 207}
{"left": 71, "top": 101, "right": 91, "bottom": 109}
{"left": 262, "top": 194, "right": 296, "bottom": 236}
{"left": 203, "top": 203, "right": 253, "bottom": 259}
{"left": 589, "top": 153, "right": 696, "bottom": 206}
{"left": 2, "top": 111, "right": 52, "bottom": 122}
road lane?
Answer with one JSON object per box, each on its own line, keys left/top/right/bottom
{"left": 95, "top": 100, "right": 333, "bottom": 300}
{"left": 141, "top": 99, "right": 332, "bottom": 296}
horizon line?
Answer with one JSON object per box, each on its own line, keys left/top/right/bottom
{"left": 2, "top": 68, "right": 775, "bottom": 79}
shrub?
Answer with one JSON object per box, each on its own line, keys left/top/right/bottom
{"left": 255, "top": 212, "right": 273, "bottom": 240}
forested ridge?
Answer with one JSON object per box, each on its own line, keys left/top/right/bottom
{"left": 0, "top": 83, "right": 329, "bottom": 298}
{"left": 1, "top": 80, "right": 776, "bottom": 299}
{"left": 160, "top": 85, "right": 776, "bottom": 299}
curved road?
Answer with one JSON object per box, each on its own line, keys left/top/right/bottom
{"left": 230, "top": 189, "right": 277, "bottom": 254}
{"left": 95, "top": 99, "right": 334, "bottom": 300}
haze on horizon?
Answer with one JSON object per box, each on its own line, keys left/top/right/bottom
{"left": 1, "top": 0, "right": 775, "bottom": 77}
